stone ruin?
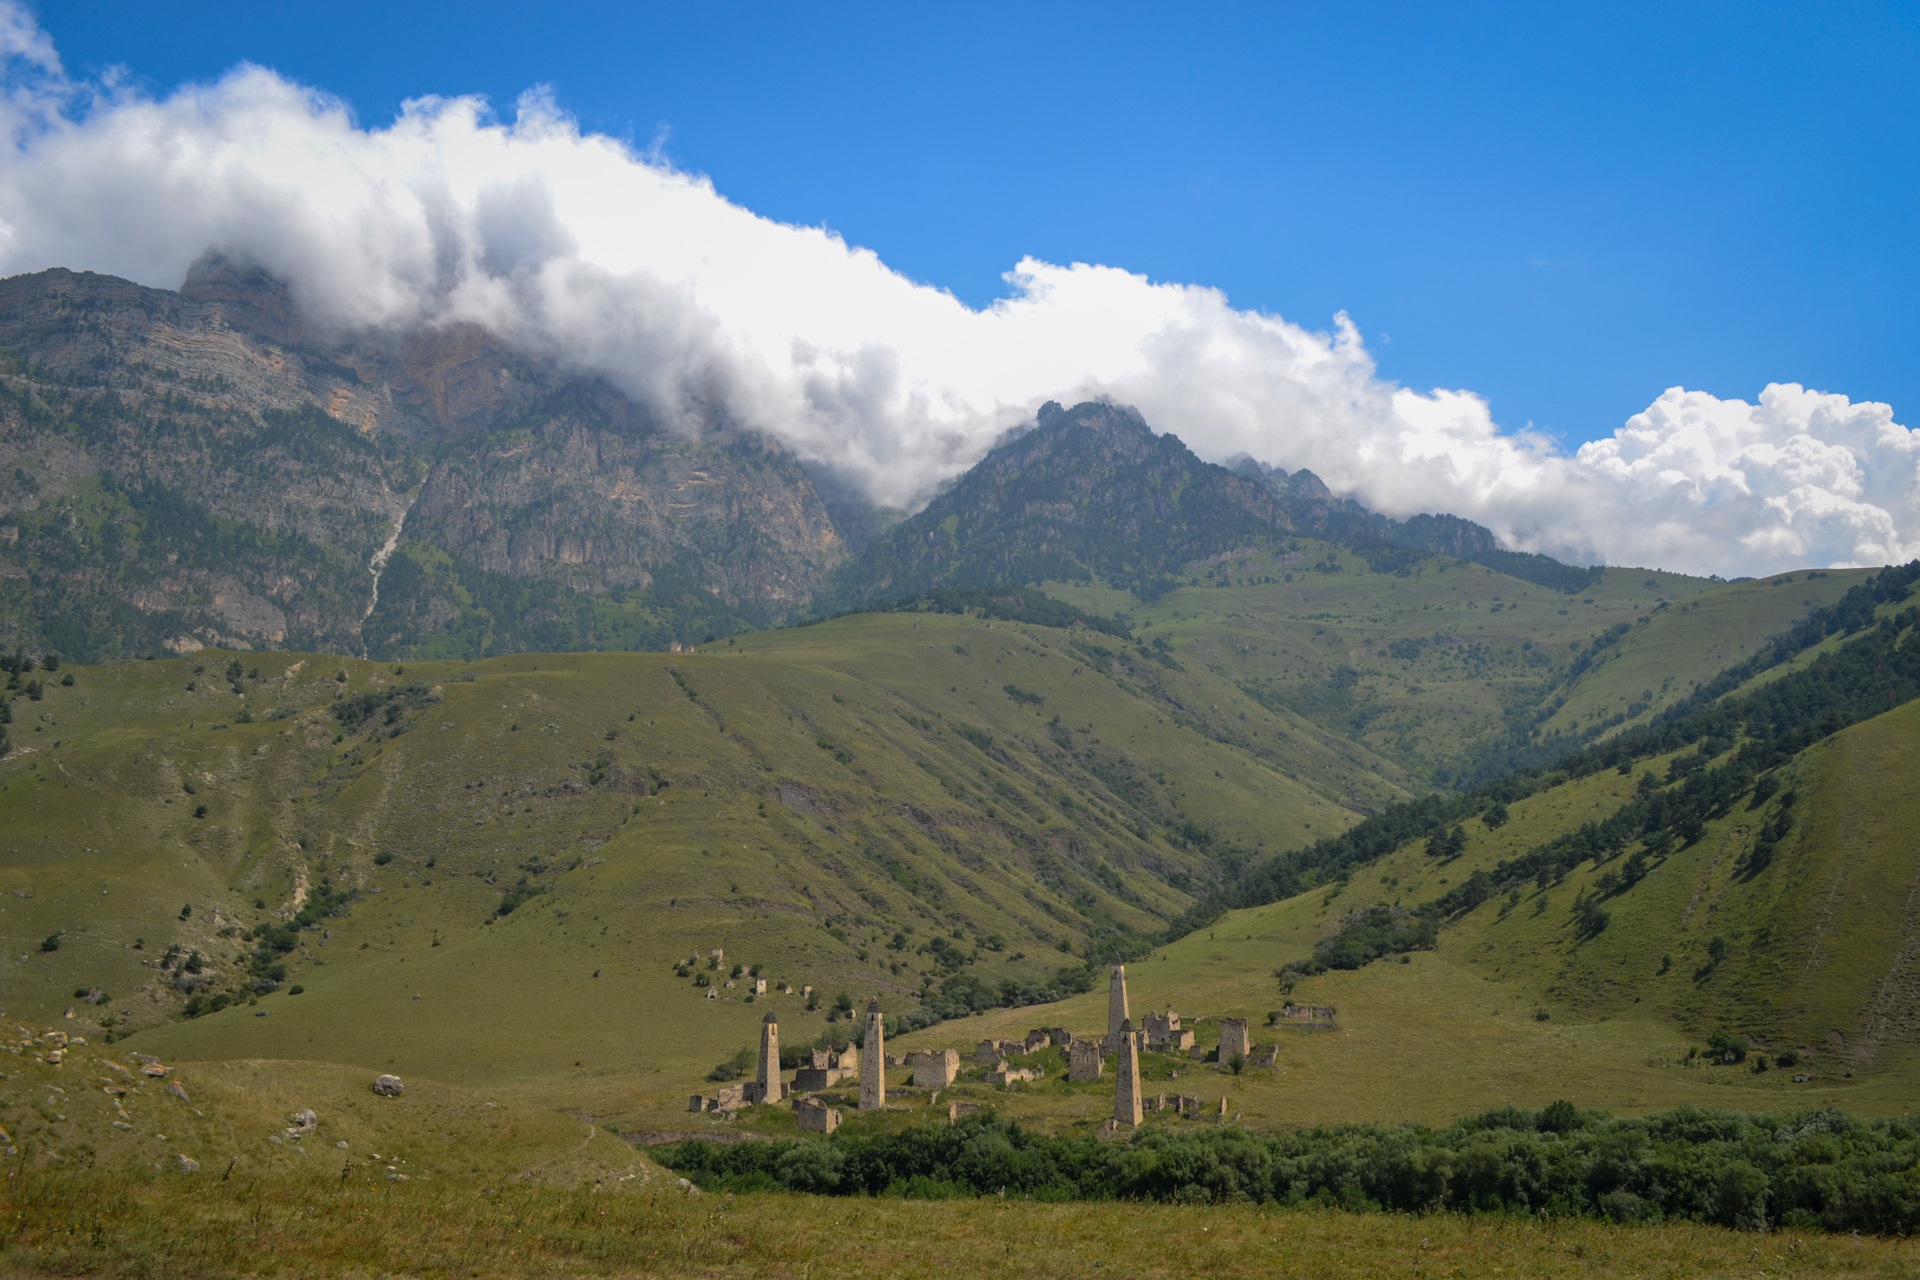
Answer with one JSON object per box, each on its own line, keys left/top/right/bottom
{"left": 983, "top": 1061, "right": 1037, "bottom": 1087}
{"left": 792, "top": 1042, "right": 861, "bottom": 1092}
{"left": 744, "top": 1013, "right": 788, "bottom": 1105}
{"left": 1068, "top": 1040, "right": 1104, "bottom": 1083}
{"left": 1114, "top": 1017, "right": 1143, "bottom": 1128}
{"left": 1273, "top": 1002, "right": 1337, "bottom": 1027}
{"left": 1105, "top": 961, "right": 1131, "bottom": 1053}
{"left": 792, "top": 1049, "right": 842, "bottom": 1092}
{"left": 947, "top": 1101, "right": 982, "bottom": 1124}
{"left": 1143, "top": 1009, "right": 1195, "bottom": 1053}
{"left": 1247, "top": 1044, "right": 1280, "bottom": 1069}
{"left": 910, "top": 1048, "right": 960, "bottom": 1089}
{"left": 795, "top": 1096, "right": 841, "bottom": 1134}
{"left": 688, "top": 1083, "right": 746, "bottom": 1113}
{"left": 1218, "top": 1017, "right": 1252, "bottom": 1062}
{"left": 859, "top": 1000, "right": 886, "bottom": 1110}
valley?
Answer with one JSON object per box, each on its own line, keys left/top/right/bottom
{"left": 1, "top": 265, "right": 1918, "bottom": 1262}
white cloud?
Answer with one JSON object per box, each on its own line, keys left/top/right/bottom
{"left": 0, "top": 7, "right": 1910, "bottom": 578}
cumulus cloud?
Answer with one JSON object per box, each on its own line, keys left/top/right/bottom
{"left": 0, "top": 8, "right": 1911, "bottom": 578}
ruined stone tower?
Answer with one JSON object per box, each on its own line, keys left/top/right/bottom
{"left": 860, "top": 1000, "right": 886, "bottom": 1110}
{"left": 1107, "top": 959, "right": 1130, "bottom": 1052}
{"left": 751, "top": 1011, "right": 782, "bottom": 1104}
{"left": 1115, "top": 1016, "right": 1142, "bottom": 1128}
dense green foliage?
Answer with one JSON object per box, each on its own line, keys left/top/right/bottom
{"left": 660, "top": 1106, "right": 1920, "bottom": 1231}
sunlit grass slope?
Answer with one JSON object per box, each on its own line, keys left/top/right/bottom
{"left": 0, "top": 609, "right": 1416, "bottom": 1099}
{"left": 4, "top": 557, "right": 1910, "bottom": 1150}
{"left": 1048, "top": 546, "right": 1873, "bottom": 780}
{"left": 869, "top": 700, "right": 1920, "bottom": 1135}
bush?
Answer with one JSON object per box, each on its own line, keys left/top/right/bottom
{"left": 658, "top": 1103, "right": 1920, "bottom": 1232}
{"left": 288, "top": 985, "right": 304, "bottom": 995}
{"left": 707, "top": 1047, "right": 754, "bottom": 1082}
{"left": 38, "top": 932, "right": 60, "bottom": 952}
{"left": 1708, "top": 1031, "right": 1751, "bottom": 1064}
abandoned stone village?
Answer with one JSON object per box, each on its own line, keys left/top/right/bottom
{"left": 685, "top": 963, "right": 1307, "bottom": 1136}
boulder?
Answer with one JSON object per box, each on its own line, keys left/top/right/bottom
{"left": 291, "top": 1109, "right": 318, "bottom": 1129}
{"left": 166, "top": 1081, "right": 191, "bottom": 1103}
{"left": 174, "top": 1154, "right": 200, "bottom": 1173}
{"left": 372, "top": 1074, "right": 404, "bottom": 1097}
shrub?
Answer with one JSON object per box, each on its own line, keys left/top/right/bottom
{"left": 658, "top": 1104, "right": 1920, "bottom": 1231}
{"left": 1708, "top": 1031, "right": 1751, "bottom": 1064}
{"left": 38, "top": 932, "right": 60, "bottom": 952}
{"left": 288, "top": 985, "right": 304, "bottom": 995}
{"left": 706, "top": 1047, "right": 754, "bottom": 1082}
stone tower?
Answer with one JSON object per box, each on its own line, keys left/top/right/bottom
{"left": 859, "top": 1000, "right": 886, "bottom": 1110}
{"left": 753, "top": 1011, "right": 782, "bottom": 1104}
{"left": 1115, "top": 1017, "right": 1143, "bottom": 1128}
{"left": 1107, "top": 959, "right": 1130, "bottom": 1052}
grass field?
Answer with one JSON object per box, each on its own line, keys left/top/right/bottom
{"left": 8, "top": 1172, "right": 1919, "bottom": 1279}
{"left": 3, "top": 554, "right": 1918, "bottom": 1273}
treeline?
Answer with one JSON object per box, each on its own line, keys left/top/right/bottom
{"left": 1692, "top": 561, "right": 1920, "bottom": 707}
{"left": 659, "top": 1105, "right": 1920, "bottom": 1232}
{"left": 885, "top": 586, "right": 1132, "bottom": 638}
{"left": 1174, "top": 563, "right": 1920, "bottom": 947}
{"left": 1461, "top": 560, "right": 1920, "bottom": 785}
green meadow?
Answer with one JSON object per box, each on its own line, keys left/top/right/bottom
{"left": 3, "top": 546, "right": 1918, "bottom": 1271}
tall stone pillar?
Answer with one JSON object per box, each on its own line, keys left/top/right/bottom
{"left": 1115, "top": 1017, "right": 1143, "bottom": 1128}
{"left": 1106, "top": 960, "right": 1130, "bottom": 1052}
{"left": 754, "top": 1011, "right": 781, "bottom": 1104}
{"left": 859, "top": 1000, "right": 886, "bottom": 1110}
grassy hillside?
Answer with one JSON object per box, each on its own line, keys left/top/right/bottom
{"left": 0, "top": 608, "right": 1424, "bottom": 1092}
{"left": 1046, "top": 546, "right": 1873, "bottom": 782}
{"left": 3, "top": 553, "right": 1917, "bottom": 1204}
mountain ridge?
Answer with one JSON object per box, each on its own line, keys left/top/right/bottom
{"left": 0, "top": 261, "right": 1609, "bottom": 664}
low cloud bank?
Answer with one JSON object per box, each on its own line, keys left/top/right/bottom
{"left": 0, "top": 6, "right": 1910, "bottom": 577}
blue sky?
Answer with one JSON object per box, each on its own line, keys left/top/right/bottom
{"left": 44, "top": 1, "right": 1919, "bottom": 453}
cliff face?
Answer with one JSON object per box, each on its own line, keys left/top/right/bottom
{"left": 0, "top": 261, "right": 847, "bottom": 660}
